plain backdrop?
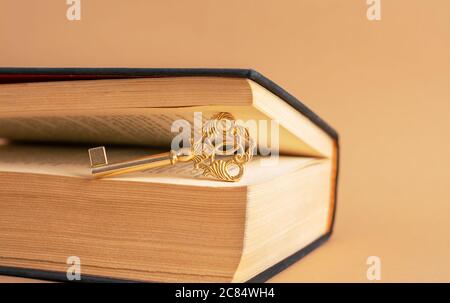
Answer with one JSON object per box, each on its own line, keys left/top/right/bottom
{"left": 0, "top": 0, "right": 449, "bottom": 282}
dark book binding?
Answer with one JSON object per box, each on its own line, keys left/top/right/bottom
{"left": 0, "top": 68, "right": 339, "bottom": 283}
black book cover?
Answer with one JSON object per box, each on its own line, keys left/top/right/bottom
{"left": 0, "top": 68, "right": 339, "bottom": 282}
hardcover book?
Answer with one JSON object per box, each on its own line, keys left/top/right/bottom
{"left": 0, "top": 68, "right": 339, "bottom": 282}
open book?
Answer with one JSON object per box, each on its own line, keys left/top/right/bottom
{"left": 0, "top": 68, "right": 339, "bottom": 282}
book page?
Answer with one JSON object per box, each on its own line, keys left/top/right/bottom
{"left": 0, "top": 78, "right": 332, "bottom": 157}
{"left": 0, "top": 109, "right": 200, "bottom": 147}
{"left": 0, "top": 143, "right": 326, "bottom": 187}
{"left": 0, "top": 106, "right": 250, "bottom": 147}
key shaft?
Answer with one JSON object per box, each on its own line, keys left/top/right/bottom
{"left": 89, "top": 147, "right": 194, "bottom": 179}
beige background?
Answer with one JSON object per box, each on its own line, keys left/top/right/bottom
{"left": 0, "top": 0, "right": 449, "bottom": 282}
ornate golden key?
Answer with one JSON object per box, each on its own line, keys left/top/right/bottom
{"left": 88, "top": 113, "right": 255, "bottom": 182}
